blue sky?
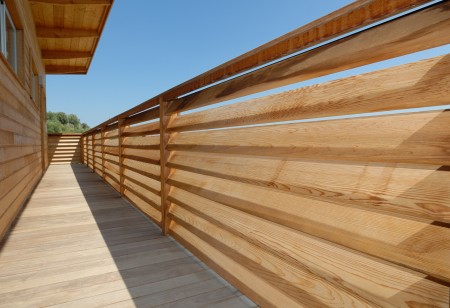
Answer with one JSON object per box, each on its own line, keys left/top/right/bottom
{"left": 46, "top": 0, "right": 450, "bottom": 127}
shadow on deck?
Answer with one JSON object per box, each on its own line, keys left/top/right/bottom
{"left": 0, "top": 164, "right": 255, "bottom": 307}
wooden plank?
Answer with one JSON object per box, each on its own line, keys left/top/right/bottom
{"left": 160, "top": 0, "right": 433, "bottom": 101}
{"left": 101, "top": 127, "right": 106, "bottom": 180}
{"left": 0, "top": 170, "right": 41, "bottom": 239}
{"left": 84, "top": 0, "right": 433, "bottom": 134}
{"left": 118, "top": 120, "right": 124, "bottom": 196}
{"left": 168, "top": 170, "right": 450, "bottom": 282}
{"left": 170, "top": 54, "right": 450, "bottom": 132}
{"left": 170, "top": 223, "right": 307, "bottom": 308}
{"left": 123, "top": 189, "right": 162, "bottom": 224}
{"left": 171, "top": 209, "right": 371, "bottom": 307}
{"left": 122, "top": 158, "right": 160, "bottom": 180}
{"left": 123, "top": 168, "right": 160, "bottom": 194}
{"left": 168, "top": 152, "right": 450, "bottom": 223}
{"left": 45, "top": 66, "right": 87, "bottom": 74}
{"left": 159, "top": 98, "right": 177, "bottom": 235}
{"left": 29, "top": 0, "right": 112, "bottom": 5}
{"left": 168, "top": 2, "right": 450, "bottom": 114}
{"left": 168, "top": 191, "right": 450, "bottom": 307}
{"left": 121, "top": 149, "right": 159, "bottom": 161}
{"left": 121, "top": 135, "right": 160, "bottom": 147}
{"left": 41, "top": 50, "right": 91, "bottom": 60}
{"left": 169, "top": 110, "right": 450, "bottom": 165}
{"left": 122, "top": 107, "right": 160, "bottom": 126}
{"left": 36, "top": 27, "right": 99, "bottom": 38}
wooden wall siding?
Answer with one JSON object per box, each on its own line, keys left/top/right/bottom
{"left": 81, "top": 2, "right": 450, "bottom": 307}
{"left": 47, "top": 134, "right": 81, "bottom": 164}
{"left": 0, "top": 0, "right": 47, "bottom": 241}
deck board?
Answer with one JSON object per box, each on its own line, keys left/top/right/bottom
{"left": 0, "top": 164, "right": 256, "bottom": 307}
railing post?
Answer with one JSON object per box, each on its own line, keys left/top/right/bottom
{"left": 81, "top": 135, "right": 85, "bottom": 165}
{"left": 92, "top": 133, "right": 96, "bottom": 173}
{"left": 159, "top": 97, "right": 177, "bottom": 235}
{"left": 118, "top": 119, "right": 125, "bottom": 196}
{"left": 101, "top": 127, "right": 106, "bottom": 180}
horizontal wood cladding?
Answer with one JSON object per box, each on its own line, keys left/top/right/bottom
{"left": 0, "top": 0, "right": 46, "bottom": 241}
{"left": 81, "top": 2, "right": 450, "bottom": 307}
{"left": 47, "top": 134, "right": 82, "bottom": 165}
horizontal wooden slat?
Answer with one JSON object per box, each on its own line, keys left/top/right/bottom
{"left": 30, "top": 0, "right": 112, "bottom": 5}
{"left": 121, "top": 149, "right": 159, "bottom": 161}
{"left": 123, "top": 107, "right": 160, "bottom": 126}
{"left": 123, "top": 168, "right": 161, "bottom": 194}
{"left": 45, "top": 66, "right": 88, "bottom": 74}
{"left": 85, "top": 0, "right": 433, "bottom": 134}
{"left": 122, "top": 158, "right": 160, "bottom": 180}
{"left": 168, "top": 2, "right": 450, "bottom": 114}
{"left": 168, "top": 175, "right": 450, "bottom": 282}
{"left": 168, "top": 152, "right": 450, "bottom": 223}
{"left": 169, "top": 110, "right": 450, "bottom": 165}
{"left": 122, "top": 122, "right": 160, "bottom": 137}
{"left": 169, "top": 190, "right": 450, "bottom": 307}
{"left": 170, "top": 209, "right": 369, "bottom": 307}
{"left": 122, "top": 135, "right": 160, "bottom": 147}
{"left": 170, "top": 54, "right": 450, "bottom": 132}
{"left": 123, "top": 189, "right": 161, "bottom": 224}
{"left": 123, "top": 179, "right": 160, "bottom": 209}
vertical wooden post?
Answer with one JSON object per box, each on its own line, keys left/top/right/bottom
{"left": 92, "top": 133, "right": 96, "bottom": 173}
{"left": 39, "top": 86, "right": 47, "bottom": 173}
{"left": 159, "top": 97, "right": 177, "bottom": 235}
{"left": 118, "top": 119, "right": 125, "bottom": 196}
{"left": 81, "top": 135, "right": 85, "bottom": 164}
{"left": 101, "top": 127, "right": 106, "bottom": 180}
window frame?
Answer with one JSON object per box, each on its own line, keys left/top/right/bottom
{"left": 0, "top": 0, "right": 17, "bottom": 72}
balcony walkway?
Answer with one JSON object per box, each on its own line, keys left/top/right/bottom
{"left": 0, "top": 164, "right": 255, "bottom": 307}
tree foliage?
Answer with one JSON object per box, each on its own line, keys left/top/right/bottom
{"left": 46, "top": 112, "right": 90, "bottom": 133}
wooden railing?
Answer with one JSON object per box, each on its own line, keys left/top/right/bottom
{"left": 48, "top": 134, "right": 82, "bottom": 164}
{"left": 82, "top": 1, "right": 450, "bottom": 306}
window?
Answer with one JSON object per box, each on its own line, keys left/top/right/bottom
{"left": 0, "top": 0, "right": 17, "bottom": 72}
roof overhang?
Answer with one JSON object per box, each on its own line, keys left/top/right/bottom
{"left": 29, "top": 0, "right": 113, "bottom": 75}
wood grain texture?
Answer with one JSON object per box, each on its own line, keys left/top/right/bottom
{"left": 168, "top": 168, "right": 450, "bottom": 282}
{"left": 168, "top": 188, "right": 449, "bottom": 307}
{"left": 30, "top": 0, "right": 113, "bottom": 74}
{"left": 0, "top": 6, "right": 46, "bottom": 240}
{"left": 84, "top": 0, "right": 433, "bottom": 133}
{"left": 0, "top": 164, "right": 252, "bottom": 307}
{"left": 170, "top": 54, "right": 450, "bottom": 132}
{"left": 168, "top": 152, "right": 450, "bottom": 223}
{"left": 169, "top": 110, "right": 450, "bottom": 165}
{"left": 169, "top": 2, "right": 450, "bottom": 114}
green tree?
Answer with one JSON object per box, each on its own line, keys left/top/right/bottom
{"left": 47, "top": 111, "right": 90, "bottom": 133}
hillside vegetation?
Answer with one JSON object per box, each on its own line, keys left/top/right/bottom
{"left": 47, "top": 112, "right": 90, "bottom": 133}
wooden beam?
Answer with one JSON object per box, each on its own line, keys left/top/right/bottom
{"left": 83, "top": 0, "right": 433, "bottom": 135}
{"left": 168, "top": 1, "right": 450, "bottom": 114}
{"left": 45, "top": 65, "right": 87, "bottom": 74}
{"left": 161, "top": 0, "right": 434, "bottom": 102}
{"left": 41, "top": 50, "right": 91, "bottom": 60}
{"left": 160, "top": 98, "right": 178, "bottom": 235}
{"left": 168, "top": 54, "right": 450, "bottom": 132}
{"left": 118, "top": 120, "right": 125, "bottom": 196}
{"left": 30, "top": 0, "right": 112, "bottom": 5}
{"left": 36, "top": 27, "right": 99, "bottom": 38}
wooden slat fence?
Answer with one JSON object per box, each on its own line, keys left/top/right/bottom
{"left": 82, "top": 1, "right": 450, "bottom": 306}
{"left": 47, "top": 134, "right": 82, "bottom": 164}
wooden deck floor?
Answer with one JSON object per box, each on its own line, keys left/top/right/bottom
{"left": 0, "top": 164, "right": 256, "bottom": 307}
